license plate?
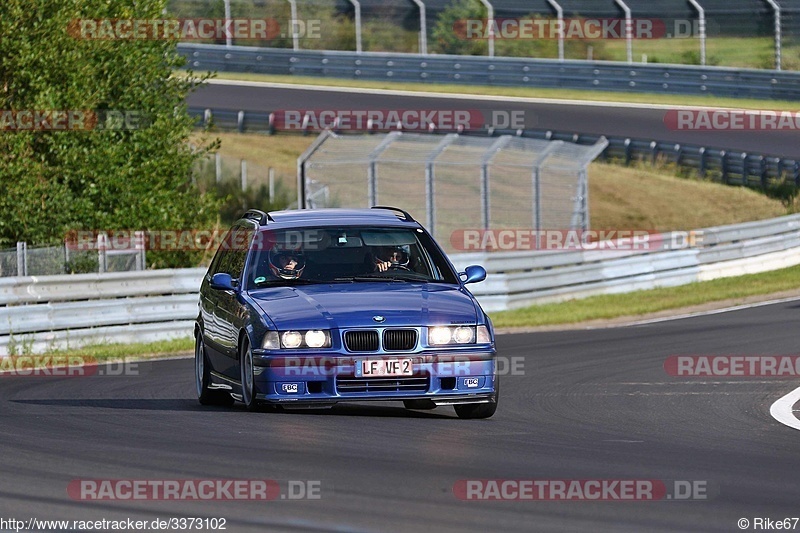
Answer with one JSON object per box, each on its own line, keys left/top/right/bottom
{"left": 355, "top": 358, "right": 413, "bottom": 378}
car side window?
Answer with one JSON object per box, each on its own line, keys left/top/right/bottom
{"left": 207, "top": 229, "right": 231, "bottom": 276}
{"left": 217, "top": 226, "right": 254, "bottom": 281}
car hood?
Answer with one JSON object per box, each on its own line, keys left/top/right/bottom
{"left": 249, "top": 283, "right": 478, "bottom": 330}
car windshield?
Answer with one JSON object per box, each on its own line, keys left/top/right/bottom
{"left": 247, "top": 226, "right": 458, "bottom": 287}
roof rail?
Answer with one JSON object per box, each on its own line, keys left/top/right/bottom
{"left": 241, "top": 209, "right": 272, "bottom": 225}
{"left": 371, "top": 206, "right": 416, "bottom": 222}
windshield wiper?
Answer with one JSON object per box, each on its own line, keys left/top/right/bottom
{"left": 254, "top": 278, "right": 321, "bottom": 287}
{"left": 335, "top": 275, "right": 427, "bottom": 283}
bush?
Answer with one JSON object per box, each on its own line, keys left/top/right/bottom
{"left": 0, "top": 0, "right": 221, "bottom": 268}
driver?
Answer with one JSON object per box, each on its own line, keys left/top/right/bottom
{"left": 269, "top": 249, "right": 306, "bottom": 280}
{"left": 374, "top": 246, "right": 410, "bottom": 272}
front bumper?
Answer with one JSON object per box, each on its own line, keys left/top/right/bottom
{"left": 251, "top": 351, "right": 497, "bottom": 405}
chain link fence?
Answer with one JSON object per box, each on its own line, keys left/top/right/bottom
{"left": 298, "top": 131, "right": 607, "bottom": 252}
{"left": 167, "top": 0, "right": 798, "bottom": 68}
{"left": 0, "top": 239, "right": 146, "bottom": 278}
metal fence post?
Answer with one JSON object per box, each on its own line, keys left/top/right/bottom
{"left": 764, "top": 0, "right": 781, "bottom": 70}
{"left": 425, "top": 134, "right": 458, "bottom": 236}
{"left": 615, "top": 0, "right": 633, "bottom": 64}
{"left": 215, "top": 152, "right": 222, "bottom": 183}
{"left": 546, "top": 0, "right": 564, "bottom": 61}
{"left": 688, "top": 0, "right": 706, "bottom": 65}
{"left": 269, "top": 167, "right": 275, "bottom": 200}
{"left": 348, "top": 0, "right": 362, "bottom": 53}
{"left": 478, "top": 0, "right": 495, "bottom": 57}
{"left": 287, "top": 0, "right": 300, "bottom": 51}
{"left": 97, "top": 234, "right": 107, "bottom": 274}
{"left": 480, "top": 136, "right": 511, "bottom": 231}
{"left": 367, "top": 132, "right": 401, "bottom": 206}
{"left": 223, "top": 0, "right": 232, "bottom": 48}
{"left": 134, "top": 231, "right": 146, "bottom": 271}
{"left": 241, "top": 159, "right": 247, "bottom": 191}
{"left": 16, "top": 242, "right": 27, "bottom": 277}
{"left": 410, "top": 0, "right": 427, "bottom": 55}
{"left": 63, "top": 241, "right": 69, "bottom": 273}
{"left": 530, "top": 142, "right": 563, "bottom": 249}
{"left": 297, "top": 131, "right": 332, "bottom": 209}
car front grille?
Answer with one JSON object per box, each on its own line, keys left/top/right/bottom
{"left": 383, "top": 329, "right": 418, "bottom": 351}
{"left": 344, "top": 330, "right": 379, "bottom": 352}
{"left": 336, "top": 376, "right": 429, "bottom": 393}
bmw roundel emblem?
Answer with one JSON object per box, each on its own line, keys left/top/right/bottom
{"left": 373, "top": 315, "right": 385, "bottom": 323}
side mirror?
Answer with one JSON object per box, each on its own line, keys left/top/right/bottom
{"left": 210, "top": 272, "right": 236, "bottom": 291}
{"left": 460, "top": 265, "right": 487, "bottom": 285}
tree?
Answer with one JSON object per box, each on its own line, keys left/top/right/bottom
{"left": 0, "top": 0, "right": 220, "bottom": 268}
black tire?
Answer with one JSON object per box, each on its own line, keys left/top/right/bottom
{"left": 196, "top": 333, "right": 234, "bottom": 407}
{"left": 239, "top": 338, "right": 261, "bottom": 412}
{"left": 403, "top": 399, "right": 437, "bottom": 410}
{"left": 454, "top": 375, "right": 499, "bottom": 419}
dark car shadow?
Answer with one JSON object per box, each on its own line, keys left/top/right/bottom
{"left": 11, "top": 398, "right": 211, "bottom": 412}
{"left": 11, "top": 398, "right": 457, "bottom": 418}
{"left": 279, "top": 402, "right": 455, "bottom": 419}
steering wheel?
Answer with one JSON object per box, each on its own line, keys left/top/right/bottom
{"left": 388, "top": 264, "right": 412, "bottom": 272}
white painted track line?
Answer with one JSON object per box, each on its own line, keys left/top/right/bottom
{"left": 207, "top": 78, "right": 762, "bottom": 112}
{"left": 771, "top": 386, "right": 800, "bottom": 431}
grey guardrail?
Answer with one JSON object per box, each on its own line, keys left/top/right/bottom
{"left": 2, "top": 214, "right": 800, "bottom": 354}
{"left": 190, "top": 106, "right": 800, "bottom": 190}
{"left": 178, "top": 43, "right": 800, "bottom": 100}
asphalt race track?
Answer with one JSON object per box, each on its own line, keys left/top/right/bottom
{"left": 188, "top": 81, "right": 800, "bottom": 159}
{"left": 2, "top": 299, "right": 800, "bottom": 532}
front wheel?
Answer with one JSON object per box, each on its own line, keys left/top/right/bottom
{"left": 196, "top": 333, "right": 234, "bottom": 407}
{"left": 240, "top": 338, "right": 261, "bottom": 411}
{"left": 454, "top": 375, "right": 499, "bottom": 419}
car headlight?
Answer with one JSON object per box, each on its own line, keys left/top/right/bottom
{"left": 281, "top": 331, "right": 304, "bottom": 349}
{"left": 427, "top": 325, "right": 491, "bottom": 346}
{"left": 428, "top": 326, "right": 453, "bottom": 346}
{"left": 261, "top": 330, "right": 332, "bottom": 349}
{"left": 305, "top": 330, "right": 328, "bottom": 348}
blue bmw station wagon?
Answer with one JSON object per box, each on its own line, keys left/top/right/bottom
{"left": 195, "top": 206, "right": 498, "bottom": 418}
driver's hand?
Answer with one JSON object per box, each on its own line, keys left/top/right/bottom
{"left": 375, "top": 260, "right": 391, "bottom": 272}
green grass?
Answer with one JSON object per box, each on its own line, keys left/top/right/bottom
{"left": 491, "top": 264, "right": 800, "bottom": 328}
{"left": 603, "top": 37, "right": 794, "bottom": 70}
{"left": 196, "top": 71, "right": 800, "bottom": 111}
{"left": 43, "top": 337, "right": 193, "bottom": 362}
